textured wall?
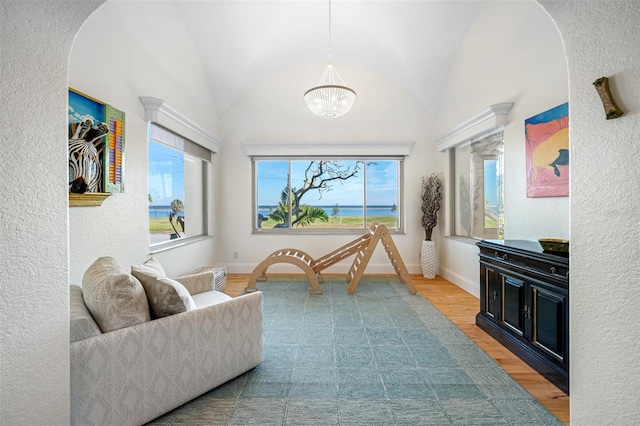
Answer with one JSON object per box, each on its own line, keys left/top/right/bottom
{"left": 0, "top": 1, "right": 103, "bottom": 424}
{"left": 540, "top": 1, "right": 640, "bottom": 423}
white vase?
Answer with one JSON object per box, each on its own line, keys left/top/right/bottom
{"left": 421, "top": 240, "right": 438, "bottom": 279}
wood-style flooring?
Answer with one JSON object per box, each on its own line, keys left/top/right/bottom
{"left": 224, "top": 273, "right": 570, "bottom": 425}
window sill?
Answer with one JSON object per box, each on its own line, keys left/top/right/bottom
{"left": 149, "top": 235, "right": 212, "bottom": 254}
{"left": 252, "top": 228, "right": 404, "bottom": 236}
{"left": 445, "top": 235, "right": 483, "bottom": 245}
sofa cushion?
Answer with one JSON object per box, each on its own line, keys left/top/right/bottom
{"left": 82, "top": 257, "right": 151, "bottom": 333}
{"left": 173, "top": 271, "right": 215, "bottom": 295}
{"left": 132, "top": 258, "right": 197, "bottom": 318}
{"left": 70, "top": 285, "right": 102, "bottom": 342}
{"left": 191, "top": 290, "right": 233, "bottom": 308}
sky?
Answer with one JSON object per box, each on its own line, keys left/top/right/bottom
{"left": 257, "top": 160, "right": 398, "bottom": 206}
{"left": 148, "top": 142, "right": 184, "bottom": 205}
{"left": 484, "top": 159, "right": 499, "bottom": 205}
{"left": 146, "top": 154, "right": 399, "bottom": 208}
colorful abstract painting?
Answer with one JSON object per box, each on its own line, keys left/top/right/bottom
{"left": 68, "top": 88, "right": 125, "bottom": 193}
{"left": 525, "top": 102, "right": 569, "bottom": 197}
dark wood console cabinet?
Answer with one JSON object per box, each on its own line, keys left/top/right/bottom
{"left": 476, "top": 239, "right": 569, "bottom": 394}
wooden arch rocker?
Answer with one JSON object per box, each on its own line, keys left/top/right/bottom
{"left": 245, "top": 222, "right": 416, "bottom": 295}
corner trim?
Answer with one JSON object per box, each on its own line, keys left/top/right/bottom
{"left": 139, "top": 96, "right": 221, "bottom": 153}
{"left": 435, "top": 102, "right": 513, "bottom": 151}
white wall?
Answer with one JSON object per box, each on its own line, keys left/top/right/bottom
{"left": 2, "top": 1, "right": 640, "bottom": 425}
{"left": 540, "top": 1, "right": 640, "bottom": 423}
{"left": 218, "top": 63, "right": 435, "bottom": 275}
{"left": 435, "top": 1, "right": 569, "bottom": 296}
{"left": 68, "top": 1, "right": 221, "bottom": 282}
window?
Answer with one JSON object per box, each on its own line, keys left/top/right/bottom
{"left": 254, "top": 158, "right": 402, "bottom": 232}
{"left": 148, "top": 124, "right": 211, "bottom": 247}
{"left": 453, "top": 130, "right": 504, "bottom": 239}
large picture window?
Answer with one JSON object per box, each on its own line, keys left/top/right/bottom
{"left": 254, "top": 158, "right": 402, "bottom": 232}
{"left": 148, "top": 124, "right": 211, "bottom": 247}
{"left": 453, "top": 130, "right": 504, "bottom": 239}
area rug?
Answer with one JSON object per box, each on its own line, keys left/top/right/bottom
{"left": 148, "top": 277, "right": 562, "bottom": 425}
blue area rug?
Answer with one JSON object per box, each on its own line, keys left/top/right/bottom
{"left": 149, "top": 277, "right": 562, "bottom": 425}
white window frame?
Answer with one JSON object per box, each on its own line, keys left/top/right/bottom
{"left": 435, "top": 103, "right": 513, "bottom": 242}
{"left": 451, "top": 130, "right": 504, "bottom": 240}
{"left": 148, "top": 123, "right": 211, "bottom": 249}
{"left": 140, "top": 97, "right": 220, "bottom": 251}
{"left": 251, "top": 156, "right": 405, "bottom": 235}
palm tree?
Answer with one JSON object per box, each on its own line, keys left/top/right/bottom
{"left": 270, "top": 186, "right": 328, "bottom": 228}
{"left": 169, "top": 199, "right": 184, "bottom": 237}
{"left": 171, "top": 199, "right": 184, "bottom": 215}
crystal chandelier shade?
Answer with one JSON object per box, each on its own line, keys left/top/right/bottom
{"left": 304, "top": 65, "right": 357, "bottom": 118}
{"left": 304, "top": 0, "right": 356, "bottom": 118}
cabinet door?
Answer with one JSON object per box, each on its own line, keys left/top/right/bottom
{"left": 531, "top": 284, "right": 566, "bottom": 362}
{"left": 481, "top": 265, "right": 501, "bottom": 319}
{"left": 501, "top": 275, "right": 525, "bottom": 336}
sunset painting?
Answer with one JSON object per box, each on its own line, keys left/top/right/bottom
{"left": 525, "top": 102, "right": 569, "bottom": 197}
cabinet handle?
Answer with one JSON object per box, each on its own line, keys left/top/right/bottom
{"left": 494, "top": 251, "right": 508, "bottom": 261}
{"left": 549, "top": 267, "right": 570, "bottom": 279}
{"left": 523, "top": 305, "right": 531, "bottom": 319}
{"left": 492, "top": 290, "right": 498, "bottom": 301}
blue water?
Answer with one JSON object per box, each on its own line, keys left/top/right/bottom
{"left": 149, "top": 206, "right": 183, "bottom": 218}
{"left": 256, "top": 205, "right": 396, "bottom": 218}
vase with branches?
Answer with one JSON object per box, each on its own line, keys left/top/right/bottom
{"left": 420, "top": 174, "right": 443, "bottom": 279}
{"left": 421, "top": 174, "right": 443, "bottom": 241}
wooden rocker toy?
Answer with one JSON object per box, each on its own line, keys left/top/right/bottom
{"left": 245, "top": 222, "right": 416, "bottom": 295}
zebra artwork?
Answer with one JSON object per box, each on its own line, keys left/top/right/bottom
{"left": 68, "top": 118, "right": 109, "bottom": 193}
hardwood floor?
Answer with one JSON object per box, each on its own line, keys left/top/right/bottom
{"left": 224, "top": 273, "right": 570, "bottom": 425}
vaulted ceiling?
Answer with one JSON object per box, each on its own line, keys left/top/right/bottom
{"left": 174, "top": 1, "right": 485, "bottom": 117}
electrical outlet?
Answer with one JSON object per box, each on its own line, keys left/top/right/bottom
{"left": 233, "top": 251, "right": 239, "bottom": 260}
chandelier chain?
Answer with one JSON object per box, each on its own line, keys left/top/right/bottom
{"left": 328, "top": 0, "right": 332, "bottom": 65}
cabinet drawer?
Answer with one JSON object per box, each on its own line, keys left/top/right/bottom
{"left": 487, "top": 249, "right": 526, "bottom": 266}
{"left": 526, "top": 258, "right": 569, "bottom": 281}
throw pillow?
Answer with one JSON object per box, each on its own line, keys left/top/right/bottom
{"left": 82, "top": 257, "right": 151, "bottom": 333}
{"left": 147, "top": 277, "right": 197, "bottom": 318}
{"left": 131, "top": 256, "right": 166, "bottom": 289}
{"left": 132, "top": 257, "right": 196, "bottom": 318}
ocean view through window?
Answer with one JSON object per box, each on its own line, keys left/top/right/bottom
{"left": 148, "top": 124, "right": 211, "bottom": 247}
{"left": 253, "top": 158, "right": 402, "bottom": 233}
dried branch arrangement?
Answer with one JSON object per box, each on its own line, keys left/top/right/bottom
{"left": 421, "top": 174, "right": 443, "bottom": 241}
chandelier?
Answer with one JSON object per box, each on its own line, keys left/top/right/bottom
{"left": 304, "top": 0, "right": 356, "bottom": 118}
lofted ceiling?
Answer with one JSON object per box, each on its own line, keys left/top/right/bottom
{"left": 174, "top": 1, "right": 486, "bottom": 117}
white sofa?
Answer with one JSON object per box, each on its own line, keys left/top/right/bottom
{"left": 70, "top": 257, "right": 263, "bottom": 426}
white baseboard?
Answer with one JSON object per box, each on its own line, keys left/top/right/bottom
{"left": 226, "top": 262, "right": 423, "bottom": 276}
{"left": 439, "top": 266, "right": 480, "bottom": 298}
{"left": 225, "top": 262, "right": 479, "bottom": 299}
